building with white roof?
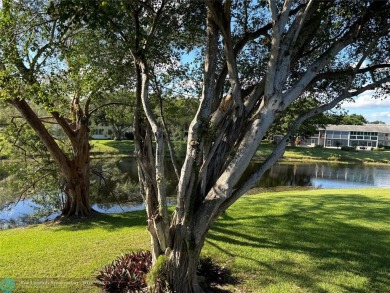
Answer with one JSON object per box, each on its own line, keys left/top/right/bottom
{"left": 309, "top": 124, "right": 390, "bottom": 148}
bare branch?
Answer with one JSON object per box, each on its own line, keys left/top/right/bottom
{"left": 145, "top": 0, "right": 166, "bottom": 48}
{"left": 151, "top": 69, "right": 180, "bottom": 181}
{"left": 89, "top": 102, "right": 132, "bottom": 116}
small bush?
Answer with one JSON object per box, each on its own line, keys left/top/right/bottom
{"left": 95, "top": 251, "right": 152, "bottom": 292}
{"left": 314, "top": 144, "right": 323, "bottom": 148}
{"left": 327, "top": 154, "right": 341, "bottom": 161}
{"left": 341, "top": 146, "right": 356, "bottom": 151}
{"left": 96, "top": 253, "right": 238, "bottom": 292}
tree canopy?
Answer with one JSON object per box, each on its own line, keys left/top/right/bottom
{"left": 339, "top": 114, "right": 368, "bottom": 125}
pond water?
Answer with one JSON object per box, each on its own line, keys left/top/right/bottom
{"left": 1, "top": 161, "right": 390, "bottom": 228}
{"left": 117, "top": 158, "right": 390, "bottom": 189}
{"left": 248, "top": 163, "right": 390, "bottom": 189}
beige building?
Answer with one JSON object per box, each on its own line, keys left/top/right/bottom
{"left": 90, "top": 121, "right": 112, "bottom": 139}
{"left": 89, "top": 121, "right": 133, "bottom": 140}
{"left": 309, "top": 124, "right": 390, "bottom": 148}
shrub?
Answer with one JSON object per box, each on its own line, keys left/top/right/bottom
{"left": 96, "top": 253, "right": 237, "bottom": 292}
{"left": 341, "top": 146, "right": 356, "bottom": 151}
{"left": 95, "top": 251, "right": 152, "bottom": 292}
{"left": 327, "top": 154, "right": 341, "bottom": 161}
{"left": 314, "top": 144, "right": 323, "bottom": 148}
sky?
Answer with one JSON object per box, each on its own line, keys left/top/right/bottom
{"left": 341, "top": 91, "right": 390, "bottom": 124}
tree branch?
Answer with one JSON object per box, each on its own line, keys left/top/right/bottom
{"left": 145, "top": 0, "right": 166, "bottom": 48}
{"left": 89, "top": 102, "right": 133, "bottom": 116}
{"left": 309, "top": 64, "right": 390, "bottom": 85}
{"left": 226, "top": 74, "right": 390, "bottom": 213}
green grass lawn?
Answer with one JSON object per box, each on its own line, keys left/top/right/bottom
{"left": 203, "top": 188, "right": 390, "bottom": 292}
{"left": 2, "top": 188, "right": 390, "bottom": 292}
{"left": 0, "top": 212, "right": 149, "bottom": 292}
{"left": 90, "top": 140, "right": 390, "bottom": 164}
{"left": 90, "top": 139, "right": 135, "bottom": 153}
{"left": 90, "top": 140, "right": 188, "bottom": 157}
{"left": 255, "top": 142, "right": 390, "bottom": 164}
{"left": 283, "top": 146, "right": 390, "bottom": 164}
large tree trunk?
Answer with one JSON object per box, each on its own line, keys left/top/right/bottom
{"left": 122, "top": 1, "right": 390, "bottom": 291}
{"left": 61, "top": 141, "right": 92, "bottom": 217}
{"left": 61, "top": 117, "right": 94, "bottom": 217}
{"left": 61, "top": 165, "right": 92, "bottom": 217}
{"left": 166, "top": 229, "right": 204, "bottom": 293}
{"left": 9, "top": 99, "right": 94, "bottom": 218}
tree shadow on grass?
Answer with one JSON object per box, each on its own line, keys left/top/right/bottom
{"left": 205, "top": 192, "right": 390, "bottom": 292}
{"left": 50, "top": 210, "right": 147, "bottom": 232}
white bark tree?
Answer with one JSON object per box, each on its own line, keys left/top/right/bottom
{"left": 54, "top": 0, "right": 390, "bottom": 291}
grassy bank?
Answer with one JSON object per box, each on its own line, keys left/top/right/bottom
{"left": 283, "top": 145, "right": 390, "bottom": 164}
{"left": 90, "top": 140, "right": 390, "bottom": 164}
{"left": 1, "top": 188, "right": 390, "bottom": 292}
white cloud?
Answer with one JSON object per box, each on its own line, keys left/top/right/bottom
{"left": 364, "top": 112, "right": 390, "bottom": 123}
{"left": 342, "top": 90, "right": 390, "bottom": 109}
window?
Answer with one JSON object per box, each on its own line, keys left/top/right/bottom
{"left": 92, "top": 129, "right": 103, "bottom": 135}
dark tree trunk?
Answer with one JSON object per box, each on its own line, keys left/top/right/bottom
{"left": 10, "top": 99, "right": 94, "bottom": 218}
{"left": 61, "top": 160, "right": 92, "bottom": 217}
{"left": 61, "top": 122, "right": 94, "bottom": 218}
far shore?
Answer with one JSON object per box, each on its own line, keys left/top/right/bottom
{"left": 88, "top": 140, "right": 390, "bottom": 165}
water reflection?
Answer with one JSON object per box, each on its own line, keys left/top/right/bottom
{"left": 1, "top": 161, "right": 390, "bottom": 229}
{"left": 0, "top": 199, "right": 146, "bottom": 229}
{"left": 251, "top": 163, "right": 390, "bottom": 189}
{"left": 117, "top": 159, "right": 390, "bottom": 190}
